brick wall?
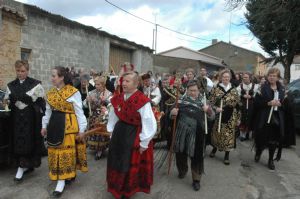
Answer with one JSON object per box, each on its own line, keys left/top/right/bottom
{"left": 0, "top": 12, "right": 22, "bottom": 90}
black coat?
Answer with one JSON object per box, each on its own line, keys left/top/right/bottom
{"left": 253, "top": 82, "right": 285, "bottom": 136}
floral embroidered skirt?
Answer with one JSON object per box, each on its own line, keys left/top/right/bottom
{"left": 48, "top": 133, "right": 88, "bottom": 180}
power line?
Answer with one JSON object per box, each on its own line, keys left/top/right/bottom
{"left": 157, "top": 29, "right": 211, "bottom": 44}
{"left": 104, "top": 0, "right": 211, "bottom": 42}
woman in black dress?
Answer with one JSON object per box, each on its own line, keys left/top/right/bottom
{"left": 253, "top": 68, "right": 285, "bottom": 170}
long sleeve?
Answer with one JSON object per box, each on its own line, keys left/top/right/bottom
{"left": 42, "top": 102, "right": 52, "bottom": 128}
{"left": 236, "top": 85, "right": 243, "bottom": 97}
{"left": 4, "top": 86, "right": 11, "bottom": 100}
{"left": 26, "top": 83, "right": 45, "bottom": 102}
{"left": 67, "top": 91, "right": 87, "bottom": 133}
{"left": 138, "top": 102, "right": 157, "bottom": 149}
{"left": 106, "top": 106, "right": 119, "bottom": 133}
{"left": 151, "top": 87, "right": 161, "bottom": 106}
{"left": 206, "top": 77, "right": 214, "bottom": 92}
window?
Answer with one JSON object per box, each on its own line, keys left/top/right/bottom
{"left": 295, "top": 64, "right": 300, "bottom": 71}
{"left": 21, "top": 48, "right": 32, "bottom": 61}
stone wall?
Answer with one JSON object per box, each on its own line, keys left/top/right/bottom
{"left": 1, "top": 1, "right": 153, "bottom": 91}
{"left": 20, "top": 5, "right": 110, "bottom": 90}
{"left": 0, "top": 12, "right": 22, "bottom": 90}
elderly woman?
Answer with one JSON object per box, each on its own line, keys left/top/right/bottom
{"left": 170, "top": 80, "right": 215, "bottom": 191}
{"left": 84, "top": 76, "right": 112, "bottom": 160}
{"left": 209, "top": 69, "right": 240, "bottom": 165}
{"left": 76, "top": 73, "right": 95, "bottom": 117}
{"left": 253, "top": 68, "right": 285, "bottom": 170}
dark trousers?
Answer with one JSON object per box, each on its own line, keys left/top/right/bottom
{"left": 176, "top": 152, "right": 201, "bottom": 181}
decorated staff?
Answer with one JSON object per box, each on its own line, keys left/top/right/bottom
{"left": 267, "top": 90, "right": 278, "bottom": 124}
{"left": 167, "top": 74, "right": 181, "bottom": 175}
{"left": 85, "top": 84, "right": 92, "bottom": 117}
{"left": 217, "top": 99, "right": 223, "bottom": 133}
{"left": 203, "top": 92, "right": 208, "bottom": 134}
{"left": 246, "top": 90, "right": 249, "bottom": 110}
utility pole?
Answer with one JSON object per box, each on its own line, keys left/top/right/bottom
{"left": 155, "top": 24, "right": 157, "bottom": 54}
{"left": 152, "top": 12, "right": 158, "bottom": 54}
{"left": 228, "top": 11, "right": 232, "bottom": 68}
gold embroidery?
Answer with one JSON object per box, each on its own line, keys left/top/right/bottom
{"left": 47, "top": 85, "right": 79, "bottom": 134}
{"left": 47, "top": 85, "right": 77, "bottom": 114}
{"left": 48, "top": 134, "right": 88, "bottom": 180}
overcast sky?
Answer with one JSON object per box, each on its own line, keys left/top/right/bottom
{"left": 16, "top": 0, "right": 266, "bottom": 56}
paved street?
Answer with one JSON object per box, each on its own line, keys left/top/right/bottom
{"left": 1, "top": 136, "right": 300, "bottom": 199}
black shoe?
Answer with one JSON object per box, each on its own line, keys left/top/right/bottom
{"left": 24, "top": 168, "right": 35, "bottom": 174}
{"left": 13, "top": 168, "right": 34, "bottom": 182}
{"left": 268, "top": 160, "right": 275, "bottom": 170}
{"left": 121, "top": 195, "right": 130, "bottom": 199}
{"left": 178, "top": 172, "right": 186, "bottom": 179}
{"left": 52, "top": 191, "right": 63, "bottom": 198}
{"left": 65, "top": 177, "right": 76, "bottom": 185}
{"left": 209, "top": 147, "right": 217, "bottom": 158}
{"left": 13, "top": 177, "right": 23, "bottom": 183}
{"left": 95, "top": 151, "right": 102, "bottom": 160}
{"left": 192, "top": 181, "right": 200, "bottom": 191}
{"left": 224, "top": 152, "right": 230, "bottom": 165}
{"left": 223, "top": 159, "right": 230, "bottom": 165}
{"left": 255, "top": 151, "right": 262, "bottom": 163}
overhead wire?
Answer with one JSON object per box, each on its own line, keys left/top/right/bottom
{"left": 104, "top": 0, "right": 212, "bottom": 42}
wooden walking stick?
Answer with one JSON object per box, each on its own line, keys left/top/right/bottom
{"left": 218, "top": 99, "right": 223, "bottom": 133}
{"left": 267, "top": 90, "right": 278, "bottom": 124}
{"left": 246, "top": 90, "right": 249, "bottom": 110}
{"left": 203, "top": 92, "right": 208, "bottom": 135}
{"left": 167, "top": 75, "right": 181, "bottom": 175}
{"left": 79, "top": 125, "right": 111, "bottom": 139}
{"left": 85, "top": 84, "right": 92, "bottom": 117}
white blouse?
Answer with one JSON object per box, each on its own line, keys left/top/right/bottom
{"left": 42, "top": 90, "right": 87, "bottom": 134}
{"left": 107, "top": 96, "right": 157, "bottom": 149}
{"left": 236, "top": 83, "right": 259, "bottom": 97}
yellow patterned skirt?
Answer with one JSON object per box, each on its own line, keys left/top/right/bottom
{"left": 48, "top": 133, "right": 88, "bottom": 180}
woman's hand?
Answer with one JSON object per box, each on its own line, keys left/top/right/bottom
{"left": 202, "top": 104, "right": 209, "bottom": 113}
{"left": 268, "top": 100, "right": 280, "bottom": 106}
{"left": 76, "top": 133, "right": 86, "bottom": 143}
{"left": 41, "top": 128, "right": 47, "bottom": 136}
{"left": 101, "top": 106, "right": 108, "bottom": 115}
{"left": 139, "top": 147, "right": 147, "bottom": 154}
{"left": 170, "top": 108, "right": 179, "bottom": 116}
{"left": 216, "top": 107, "right": 223, "bottom": 113}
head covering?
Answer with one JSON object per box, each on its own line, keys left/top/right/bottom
{"left": 141, "top": 73, "right": 151, "bottom": 80}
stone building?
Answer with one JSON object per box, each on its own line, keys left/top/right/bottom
{"left": 199, "top": 40, "right": 267, "bottom": 75}
{"left": 0, "top": 3, "right": 26, "bottom": 89}
{"left": 0, "top": 0, "right": 153, "bottom": 90}
{"left": 154, "top": 46, "right": 225, "bottom": 75}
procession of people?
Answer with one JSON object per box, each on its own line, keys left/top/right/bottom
{"left": 0, "top": 60, "right": 296, "bottom": 199}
